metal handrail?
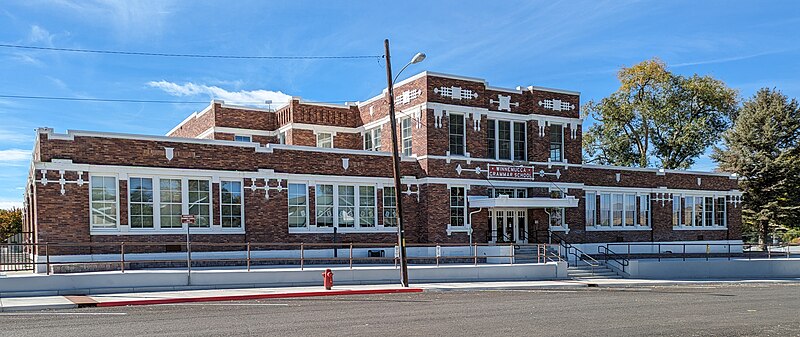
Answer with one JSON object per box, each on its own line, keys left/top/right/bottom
{"left": 549, "top": 231, "right": 601, "bottom": 273}
{"left": 597, "top": 246, "right": 630, "bottom": 273}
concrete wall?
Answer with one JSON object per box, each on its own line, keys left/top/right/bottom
{"left": 0, "top": 262, "right": 566, "bottom": 297}
{"left": 625, "top": 258, "right": 800, "bottom": 279}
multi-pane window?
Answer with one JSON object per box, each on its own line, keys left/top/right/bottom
{"left": 549, "top": 190, "right": 565, "bottom": 227}
{"left": 715, "top": 197, "right": 726, "bottom": 227}
{"left": 401, "top": 118, "right": 412, "bottom": 156}
{"left": 704, "top": 197, "right": 714, "bottom": 227}
{"left": 159, "top": 178, "right": 182, "bottom": 229}
{"left": 599, "top": 193, "right": 611, "bottom": 226}
{"left": 316, "top": 132, "right": 333, "bottom": 148}
{"left": 288, "top": 183, "right": 308, "bottom": 228}
{"left": 489, "top": 188, "right": 527, "bottom": 198}
{"left": 234, "top": 135, "right": 251, "bottom": 142}
{"left": 486, "top": 119, "right": 525, "bottom": 161}
{"left": 337, "top": 185, "right": 356, "bottom": 228}
{"left": 383, "top": 187, "right": 397, "bottom": 227}
{"left": 129, "top": 177, "right": 154, "bottom": 229}
{"left": 364, "top": 128, "right": 382, "bottom": 151}
{"left": 683, "top": 196, "right": 694, "bottom": 226}
{"left": 486, "top": 121, "right": 496, "bottom": 159}
{"left": 673, "top": 195, "right": 728, "bottom": 227}
{"left": 673, "top": 195, "right": 681, "bottom": 226}
{"left": 549, "top": 124, "right": 563, "bottom": 162}
{"left": 188, "top": 180, "right": 211, "bottom": 228}
{"left": 612, "top": 193, "right": 624, "bottom": 226}
{"left": 448, "top": 114, "right": 465, "bottom": 155}
{"left": 639, "top": 195, "right": 650, "bottom": 226}
{"left": 624, "top": 194, "right": 636, "bottom": 226}
{"left": 315, "top": 184, "right": 334, "bottom": 227}
{"left": 278, "top": 132, "right": 286, "bottom": 144}
{"left": 220, "top": 181, "right": 243, "bottom": 228}
{"left": 585, "top": 192, "right": 596, "bottom": 227}
{"left": 513, "top": 122, "right": 526, "bottom": 161}
{"left": 449, "top": 187, "right": 466, "bottom": 226}
{"left": 90, "top": 176, "right": 118, "bottom": 229}
{"left": 358, "top": 186, "right": 376, "bottom": 227}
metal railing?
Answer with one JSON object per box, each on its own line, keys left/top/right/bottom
{"left": 0, "top": 241, "right": 564, "bottom": 275}
{"left": 600, "top": 242, "right": 800, "bottom": 263}
{"left": 550, "top": 232, "right": 601, "bottom": 274}
{"left": 1, "top": 232, "right": 34, "bottom": 271}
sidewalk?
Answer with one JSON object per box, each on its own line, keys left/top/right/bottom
{"left": 3, "top": 278, "right": 800, "bottom": 312}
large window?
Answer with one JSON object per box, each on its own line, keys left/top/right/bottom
{"left": 401, "top": 117, "right": 412, "bottom": 156}
{"left": 585, "top": 192, "right": 596, "bottom": 227}
{"left": 549, "top": 124, "right": 563, "bottom": 162}
{"left": 316, "top": 132, "right": 333, "bottom": 148}
{"left": 337, "top": 185, "right": 356, "bottom": 228}
{"left": 383, "top": 187, "right": 397, "bottom": 227}
{"left": 486, "top": 119, "right": 526, "bottom": 161}
{"left": 288, "top": 183, "right": 308, "bottom": 228}
{"left": 90, "top": 176, "right": 118, "bottom": 229}
{"left": 315, "top": 184, "right": 334, "bottom": 227}
{"left": 129, "top": 177, "right": 154, "bottom": 229}
{"left": 188, "top": 179, "right": 211, "bottom": 228}
{"left": 449, "top": 187, "right": 466, "bottom": 226}
{"left": 359, "top": 186, "right": 376, "bottom": 227}
{"left": 234, "top": 135, "right": 251, "bottom": 142}
{"left": 448, "top": 113, "right": 465, "bottom": 155}
{"left": 364, "top": 128, "right": 382, "bottom": 151}
{"left": 591, "top": 192, "right": 650, "bottom": 229}
{"left": 159, "top": 178, "right": 183, "bottom": 229}
{"left": 220, "top": 181, "right": 243, "bottom": 228}
{"left": 715, "top": 197, "right": 726, "bottom": 227}
{"left": 674, "top": 195, "right": 727, "bottom": 228}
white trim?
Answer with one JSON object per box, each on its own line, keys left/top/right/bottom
{"left": 527, "top": 85, "right": 581, "bottom": 96}
{"left": 219, "top": 179, "right": 245, "bottom": 230}
{"left": 165, "top": 103, "right": 214, "bottom": 136}
{"left": 88, "top": 174, "right": 120, "bottom": 231}
{"left": 467, "top": 195, "right": 579, "bottom": 208}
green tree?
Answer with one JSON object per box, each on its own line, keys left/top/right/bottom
{"left": 0, "top": 207, "right": 23, "bottom": 241}
{"left": 583, "top": 58, "right": 738, "bottom": 169}
{"left": 712, "top": 88, "right": 800, "bottom": 245}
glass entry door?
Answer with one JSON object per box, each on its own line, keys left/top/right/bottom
{"left": 489, "top": 209, "right": 528, "bottom": 244}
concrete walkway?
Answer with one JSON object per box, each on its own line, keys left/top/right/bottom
{"left": 3, "top": 278, "right": 800, "bottom": 312}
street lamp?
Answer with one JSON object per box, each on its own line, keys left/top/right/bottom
{"left": 383, "top": 39, "right": 425, "bottom": 287}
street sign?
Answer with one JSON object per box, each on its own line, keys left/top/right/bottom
{"left": 181, "top": 214, "right": 196, "bottom": 225}
{"left": 487, "top": 164, "right": 534, "bottom": 180}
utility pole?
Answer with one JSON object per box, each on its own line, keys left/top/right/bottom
{"left": 384, "top": 39, "right": 409, "bottom": 287}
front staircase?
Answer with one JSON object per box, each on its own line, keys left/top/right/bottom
{"left": 567, "top": 262, "right": 623, "bottom": 279}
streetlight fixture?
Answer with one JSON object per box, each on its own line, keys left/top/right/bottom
{"left": 383, "top": 39, "right": 425, "bottom": 287}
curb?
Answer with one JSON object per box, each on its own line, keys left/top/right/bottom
{"left": 95, "top": 288, "right": 424, "bottom": 307}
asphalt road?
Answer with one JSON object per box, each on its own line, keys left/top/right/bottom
{"left": 2, "top": 283, "right": 799, "bottom": 337}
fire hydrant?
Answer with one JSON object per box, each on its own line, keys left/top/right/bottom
{"left": 322, "top": 268, "right": 334, "bottom": 290}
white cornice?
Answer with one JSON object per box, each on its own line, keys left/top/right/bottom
{"left": 527, "top": 86, "right": 581, "bottom": 96}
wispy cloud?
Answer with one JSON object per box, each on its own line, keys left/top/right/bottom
{"left": 0, "top": 149, "right": 31, "bottom": 161}
{"left": 0, "top": 129, "right": 31, "bottom": 143}
{"left": 147, "top": 81, "right": 292, "bottom": 107}
{"left": 28, "top": 24, "right": 55, "bottom": 46}
{"left": 672, "top": 50, "right": 793, "bottom": 68}
{"left": 0, "top": 200, "right": 23, "bottom": 209}
{"left": 40, "top": 0, "right": 176, "bottom": 40}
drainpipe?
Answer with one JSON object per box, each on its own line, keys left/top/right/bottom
{"left": 468, "top": 208, "right": 482, "bottom": 254}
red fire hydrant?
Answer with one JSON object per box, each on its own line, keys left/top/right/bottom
{"left": 322, "top": 268, "right": 334, "bottom": 290}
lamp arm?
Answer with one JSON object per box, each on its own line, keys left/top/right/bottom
{"left": 393, "top": 61, "right": 414, "bottom": 85}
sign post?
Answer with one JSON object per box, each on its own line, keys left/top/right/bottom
{"left": 181, "top": 214, "right": 196, "bottom": 285}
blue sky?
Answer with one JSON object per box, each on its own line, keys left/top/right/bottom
{"left": 1, "top": 0, "right": 799, "bottom": 208}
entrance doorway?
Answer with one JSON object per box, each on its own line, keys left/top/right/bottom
{"left": 489, "top": 209, "right": 528, "bottom": 244}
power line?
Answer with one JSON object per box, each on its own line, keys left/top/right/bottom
{"left": 0, "top": 43, "right": 384, "bottom": 60}
{"left": 0, "top": 94, "right": 354, "bottom": 105}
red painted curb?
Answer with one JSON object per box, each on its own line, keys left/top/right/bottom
{"left": 95, "top": 288, "right": 424, "bottom": 307}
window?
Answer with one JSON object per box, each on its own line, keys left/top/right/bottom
{"left": 359, "top": 186, "right": 376, "bottom": 227}
{"left": 585, "top": 192, "right": 596, "bottom": 227}
{"left": 715, "top": 197, "right": 726, "bottom": 227}
{"left": 624, "top": 194, "right": 636, "bottom": 226}
{"left": 401, "top": 118, "right": 412, "bottom": 156}
{"left": 288, "top": 183, "right": 308, "bottom": 228}
{"left": 599, "top": 193, "right": 611, "bottom": 226}
{"left": 364, "top": 128, "right": 382, "bottom": 151}
{"left": 486, "top": 121, "right": 496, "bottom": 159}
{"left": 683, "top": 196, "right": 694, "bottom": 226}
{"left": 704, "top": 197, "right": 714, "bottom": 227}
{"left": 513, "top": 122, "right": 526, "bottom": 161}
{"left": 220, "top": 181, "right": 243, "bottom": 228}
{"left": 315, "top": 184, "right": 334, "bottom": 227}
{"left": 337, "top": 185, "right": 356, "bottom": 228}
{"left": 489, "top": 188, "right": 527, "bottom": 198}
{"left": 486, "top": 119, "right": 526, "bottom": 161}
{"left": 449, "top": 187, "right": 466, "bottom": 226}
{"left": 549, "top": 124, "right": 563, "bottom": 162}
{"left": 639, "top": 194, "right": 650, "bottom": 226}
{"left": 448, "top": 113, "right": 465, "bottom": 155}
{"left": 129, "top": 177, "right": 154, "bottom": 229}
{"left": 278, "top": 132, "right": 286, "bottom": 144}
{"left": 672, "top": 195, "right": 681, "bottom": 226}
{"left": 234, "top": 135, "right": 252, "bottom": 142}
{"left": 498, "top": 120, "right": 511, "bottom": 160}
{"left": 612, "top": 193, "right": 623, "bottom": 226}
{"left": 90, "top": 176, "right": 118, "bottom": 229}
{"left": 383, "top": 187, "right": 397, "bottom": 227}
{"left": 188, "top": 180, "right": 211, "bottom": 228}
{"left": 316, "top": 132, "right": 333, "bottom": 148}
{"left": 548, "top": 190, "right": 565, "bottom": 227}
{"left": 694, "top": 196, "right": 703, "bottom": 227}
{"left": 159, "top": 178, "right": 182, "bottom": 229}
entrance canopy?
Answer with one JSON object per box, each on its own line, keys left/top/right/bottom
{"left": 467, "top": 195, "right": 579, "bottom": 208}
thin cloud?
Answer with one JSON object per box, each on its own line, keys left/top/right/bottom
{"left": 0, "top": 200, "right": 23, "bottom": 209}
{"left": 147, "top": 81, "right": 292, "bottom": 107}
{"left": 39, "top": 0, "right": 176, "bottom": 40}
{"left": 28, "top": 25, "right": 55, "bottom": 46}
{"left": 0, "top": 149, "right": 31, "bottom": 161}
{"left": 672, "top": 50, "right": 791, "bottom": 68}
{"left": 0, "top": 129, "right": 30, "bottom": 143}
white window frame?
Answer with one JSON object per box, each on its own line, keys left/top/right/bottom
{"left": 448, "top": 113, "right": 466, "bottom": 156}
{"left": 363, "top": 127, "right": 382, "bottom": 151}
{"left": 585, "top": 191, "right": 596, "bottom": 227}
{"left": 401, "top": 117, "right": 412, "bottom": 156}
{"left": 220, "top": 179, "right": 245, "bottom": 230}
{"left": 292, "top": 183, "right": 389, "bottom": 233}
{"left": 89, "top": 174, "right": 120, "bottom": 230}
{"left": 288, "top": 183, "right": 310, "bottom": 228}
{"left": 447, "top": 185, "right": 470, "bottom": 235}
{"left": 316, "top": 132, "right": 333, "bottom": 148}
{"left": 234, "top": 135, "right": 252, "bottom": 143}
{"left": 586, "top": 191, "right": 652, "bottom": 231}
{"left": 383, "top": 185, "right": 398, "bottom": 227}
{"left": 486, "top": 119, "right": 526, "bottom": 161}
{"left": 672, "top": 194, "right": 728, "bottom": 230}
{"left": 549, "top": 123, "right": 564, "bottom": 162}
{"left": 128, "top": 177, "right": 155, "bottom": 229}
{"left": 547, "top": 188, "right": 567, "bottom": 231}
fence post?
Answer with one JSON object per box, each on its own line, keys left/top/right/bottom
{"left": 121, "top": 242, "right": 125, "bottom": 273}
{"left": 435, "top": 245, "right": 440, "bottom": 267}
{"left": 473, "top": 243, "right": 478, "bottom": 266}
{"left": 349, "top": 243, "right": 353, "bottom": 269}
{"left": 247, "top": 242, "right": 251, "bottom": 272}
{"left": 300, "top": 243, "right": 304, "bottom": 270}
{"left": 45, "top": 242, "right": 50, "bottom": 275}
{"left": 509, "top": 243, "right": 514, "bottom": 265}
{"left": 683, "top": 244, "right": 686, "bottom": 262}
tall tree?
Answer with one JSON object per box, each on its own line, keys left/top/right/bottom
{"left": 583, "top": 58, "right": 738, "bottom": 169}
{"left": 712, "top": 88, "right": 800, "bottom": 244}
{"left": 0, "top": 207, "right": 22, "bottom": 241}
